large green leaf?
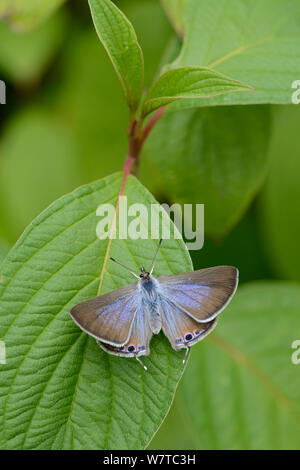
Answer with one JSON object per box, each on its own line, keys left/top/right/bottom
{"left": 0, "top": 0, "right": 66, "bottom": 32}
{"left": 150, "top": 282, "right": 300, "bottom": 449}
{"left": 165, "top": 0, "right": 300, "bottom": 109}
{"left": 141, "top": 66, "right": 252, "bottom": 117}
{"left": 142, "top": 105, "right": 270, "bottom": 236}
{"left": 190, "top": 205, "right": 271, "bottom": 284}
{"left": 88, "top": 0, "right": 144, "bottom": 113}
{"left": 0, "top": 172, "right": 192, "bottom": 449}
{"left": 259, "top": 105, "right": 300, "bottom": 281}
{"left": 0, "top": 241, "right": 10, "bottom": 266}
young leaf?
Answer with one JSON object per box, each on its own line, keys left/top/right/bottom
{"left": 142, "top": 105, "right": 270, "bottom": 236}
{"left": 150, "top": 282, "right": 300, "bottom": 449}
{"left": 0, "top": 0, "right": 66, "bottom": 32}
{"left": 88, "top": 0, "right": 144, "bottom": 114}
{"left": 142, "top": 66, "right": 252, "bottom": 117}
{"left": 166, "top": 0, "right": 300, "bottom": 107}
{"left": 0, "top": 172, "right": 192, "bottom": 450}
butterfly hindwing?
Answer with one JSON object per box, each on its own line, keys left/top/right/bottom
{"left": 157, "top": 266, "right": 238, "bottom": 323}
{"left": 159, "top": 295, "right": 217, "bottom": 351}
{"left": 70, "top": 283, "right": 140, "bottom": 346}
{"left": 160, "top": 299, "right": 217, "bottom": 351}
{"left": 98, "top": 301, "right": 153, "bottom": 357}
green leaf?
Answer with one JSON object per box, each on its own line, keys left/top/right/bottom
{"left": 167, "top": 0, "right": 300, "bottom": 108}
{"left": 161, "top": 0, "right": 187, "bottom": 37}
{"left": 88, "top": 0, "right": 144, "bottom": 113}
{"left": 190, "top": 206, "right": 271, "bottom": 284}
{"left": 0, "top": 11, "right": 66, "bottom": 85}
{"left": 0, "top": 0, "right": 66, "bottom": 32}
{"left": 142, "top": 105, "right": 270, "bottom": 236}
{"left": 0, "top": 172, "right": 192, "bottom": 450}
{"left": 150, "top": 282, "right": 300, "bottom": 449}
{"left": 0, "top": 241, "right": 10, "bottom": 266}
{"left": 259, "top": 105, "right": 300, "bottom": 281}
{"left": 142, "top": 66, "right": 252, "bottom": 117}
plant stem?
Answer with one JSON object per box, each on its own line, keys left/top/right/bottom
{"left": 138, "top": 105, "right": 167, "bottom": 151}
{"left": 126, "top": 106, "right": 166, "bottom": 177}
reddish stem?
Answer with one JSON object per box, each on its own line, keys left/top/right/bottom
{"left": 120, "top": 155, "right": 135, "bottom": 193}
{"left": 139, "top": 105, "right": 167, "bottom": 151}
{"left": 126, "top": 105, "right": 166, "bottom": 178}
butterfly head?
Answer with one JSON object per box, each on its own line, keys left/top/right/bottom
{"left": 139, "top": 267, "right": 151, "bottom": 281}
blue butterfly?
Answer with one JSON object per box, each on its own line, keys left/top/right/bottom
{"left": 70, "top": 241, "right": 238, "bottom": 370}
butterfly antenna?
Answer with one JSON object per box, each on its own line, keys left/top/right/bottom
{"left": 149, "top": 239, "right": 163, "bottom": 275}
{"left": 136, "top": 355, "right": 147, "bottom": 371}
{"left": 110, "top": 257, "right": 139, "bottom": 279}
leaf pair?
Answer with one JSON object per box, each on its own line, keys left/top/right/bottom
{"left": 89, "top": 0, "right": 252, "bottom": 117}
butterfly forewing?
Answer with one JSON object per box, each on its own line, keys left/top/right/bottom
{"left": 157, "top": 266, "right": 238, "bottom": 323}
{"left": 70, "top": 283, "right": 140, "bottom": 346}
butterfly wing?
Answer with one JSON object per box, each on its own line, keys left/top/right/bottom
{"left": 159, "top": 296, "right": 217, "bottom": 351}
{"left": 70, "top": 283, "right": 140, "bottom": 346}
{"left": 157, "top": 266, "right": 238, "bottom": 323}
{"left": 98, "top": 301, "right": 153, "bottom": 357}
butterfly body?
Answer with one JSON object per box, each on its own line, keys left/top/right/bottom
{"left": 139, "top": 277, "right": 162, "bottom": 334}
{"left": 70, "top": 255, "right": 238, "bottom": 369}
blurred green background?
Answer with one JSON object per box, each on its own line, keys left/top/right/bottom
{"left": 0, "top": 0, "right": 299, "bottom": 449}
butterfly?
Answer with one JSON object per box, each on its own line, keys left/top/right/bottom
{"left": 70, "top": 240, "right": 238, "bottom": 370}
